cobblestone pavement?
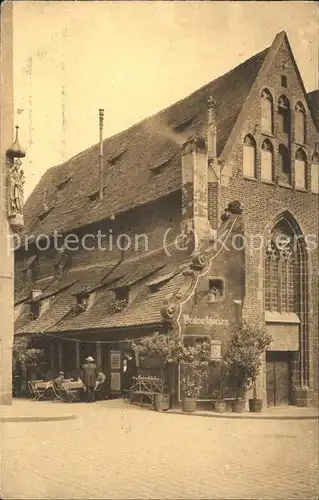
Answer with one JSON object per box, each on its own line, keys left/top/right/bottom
{"left": 1, "top": 400, "right": 318, "bottom": 500}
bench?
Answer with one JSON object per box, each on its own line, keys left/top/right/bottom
{"left": 129, "top": 376, "right": 163, "bottom": 407}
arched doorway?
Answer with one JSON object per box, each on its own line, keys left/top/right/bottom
{"left": 264, "top": 213, "right": 309, "bottom": 406}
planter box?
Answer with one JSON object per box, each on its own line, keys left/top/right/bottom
{"left": 155, "top": 393, "right": 170, "bottom": 412}
{"left": 214, "top": 401, "right": 227, "bottom": 413}
{"left": 182, "top": 397, "right": 197, "bottom": 412}
{"left": 232, "top": 399, "right": 245, "bottom": 413}
{"left": 249, "top": 398, "right": 263, "bottom": 413}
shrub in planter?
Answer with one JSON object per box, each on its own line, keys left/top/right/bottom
{"left": 227, "top": 322, "right": 272, "bottom": 413}
{"left": 179, "top": 341, "right": 211, "bottom": 412}
{"left": 12, "top": 335, "right": 44, "bottom": 393}
{"left": 131, "top": 332, "right": 211, "bottom": 412}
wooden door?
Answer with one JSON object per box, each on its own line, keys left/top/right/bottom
{"left": 266, "top": 360, "right": 275, "bottom": 407}
{"left": 266, "top": 352, "right": 292, "bottom": 406}
{"left": 275, "top": 360, "right": 290, "bottom": 406}
{"left": 110, "top": 350, "right": 122, "bottom": 395}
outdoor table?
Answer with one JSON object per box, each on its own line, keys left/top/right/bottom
{"left": 62, "top": 381, "right": 84, "bottom": 402}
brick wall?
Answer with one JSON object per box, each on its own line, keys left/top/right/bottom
{"left": 219, "top": 38, "right": 318, "bottom": 397}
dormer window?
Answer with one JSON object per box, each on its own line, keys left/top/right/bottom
{"left": 56, "top": 176, "right": 71, "bottom": 190}
{"left": 53, "top": 246, "right": 70, "bottom": 279}
{"left": 29, "top": 289, "right": 42, "bottom": 320}
{"left": 23, "top": 255, "right": 38, "bottom": 284}
{"left": 150, "top": 153, "right": 176, "bottom": 175}
{"left": 30, "top": 301, "right": 41, "bottom": 320}
{"left": 114, "top": 287, "right": 129, "bottom": 312}
{"left": 76, "top": 295, "right": 89, "bottom": 311}
{"left": 72, "top": 288, "right": 91, "bottom": 314}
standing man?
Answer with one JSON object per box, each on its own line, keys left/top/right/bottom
{"left": 81, "top": 356, "right": 97, "bottom": 403}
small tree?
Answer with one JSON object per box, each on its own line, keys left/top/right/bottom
{"left": 179, "top": 341, "right": 211, "bottom": 399}
{"left": 227, "top": 322, "right": 272, "bottom": 399}
{"left": 12, "top": 335, "right": 44, "bottom": 391}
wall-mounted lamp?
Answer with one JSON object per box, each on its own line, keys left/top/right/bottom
{"left": 6, "top": 125, "right": 26, "bottom": 231}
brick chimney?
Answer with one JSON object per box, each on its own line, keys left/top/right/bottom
{"left": 181, "top": 135, "right": 212, "bottom": 253}
{"left": 207, "top": 96, "right": 220, "bottom": 230}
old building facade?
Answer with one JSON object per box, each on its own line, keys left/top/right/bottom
{"left": 14, "top": 32, "right": 318, "bottom": 407}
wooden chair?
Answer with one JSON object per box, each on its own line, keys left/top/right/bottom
{"left": 28, "top": 381, "right": 37, "bottom": 400}
{"left": 62, "top": 381, "right": 83, "bottom": 403}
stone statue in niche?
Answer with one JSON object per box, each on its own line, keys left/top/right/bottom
{"left": 8, "top": 158, "right": 25, "bottom": 220}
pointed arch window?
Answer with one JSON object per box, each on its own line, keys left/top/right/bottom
{"left": 260, "top": 89, "right": 273, "bottom": 134}
{"left": 295, "top": 148, "right": 307, "bottom": 190}
{"left": 243, "top": 134, "right": 256, "bottom": 178}
{"left": 294, "top": 102, "right": 306, "bottom": 145}
{"left": 311, "top": 153, "right": 319, "bottom": 194}
{"left": 277, "top": 95, "right": 290, "bottom": 134}
{"left": 279, "top": 144, "right": 291, "bottom": 184}
{"left": 265, "top": 224, "right": 296, "bottom": 313}
{"left": 261, "top": 139, "right": 274, "bottom": 182}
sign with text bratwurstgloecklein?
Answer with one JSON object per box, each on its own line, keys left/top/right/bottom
{"left": 182, "top": 314, "right": 230, "bottom": 326}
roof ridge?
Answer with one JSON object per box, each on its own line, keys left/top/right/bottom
{"left": 37, "top": 46, "right": 271, "bottom": 174}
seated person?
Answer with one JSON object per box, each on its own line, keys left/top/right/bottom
{"left": 94, "top": 372, "right": 106, "bottom": 391}
{"left": 53, "top": 371, "right": 65, "bottom": 388}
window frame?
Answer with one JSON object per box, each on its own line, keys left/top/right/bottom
{"left": 260, "top": 89, "right": 274, "bottom": 135}
{"left": 243, "top": 134, "right": 257, "bottom": 179}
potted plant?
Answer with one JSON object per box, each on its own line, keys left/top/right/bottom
{"left": 131, "top": 332, "right": 175, "bottom": 411}
{"left": 179, "top": 341, "right": 211, "bottom": 412}
{"left": 12, "top": 335, "right": 44, "bottom": 394}
{"left": 227, "top": 322, "right": 272, "bottom": 413}
{"left": 213, "top": 357, "right": 230, "bottom": 413}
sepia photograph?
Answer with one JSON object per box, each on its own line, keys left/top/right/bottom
{"left": 0, "top": 1, "right": 318, "bottom": 499}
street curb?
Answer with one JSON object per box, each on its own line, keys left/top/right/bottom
{"left": 167, "top": 410, "right": 319, "bottom": 421}
{"left": 0, "top": 413, "right": 77, "bottom": 423}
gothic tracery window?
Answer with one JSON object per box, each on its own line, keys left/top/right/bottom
{"left": 265, "top": 224, "right": 296, "bottom": 313}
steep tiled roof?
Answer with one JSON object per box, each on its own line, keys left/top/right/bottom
{"left": 15, "top": 246, "right": 191, "bottom": 335}
{"left": 23, "top": 47, "right": 269, "bottom": 238}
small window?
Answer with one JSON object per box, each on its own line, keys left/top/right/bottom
{"left": 30, "top": 301, "right": 41, "bottom": 320}
{"left": 114, "top": 287, "right": 129, "bottom": 312}
{"left": 56, "top": 176, "right": 71, "bottom": 190}
{"left": 295, "top": 148, "right": 307, "bottom": 189}
{"left": 243, "top": 135, "right": 256, "bottom": 178}
{"left": 208, "top": 278, "right": 225, "bottom": 302}
{"left": 281, "top": 75, "right": 287, "bottom": 88}
{"left": 311, "top": 153, "right": 319, "bottom": 194}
